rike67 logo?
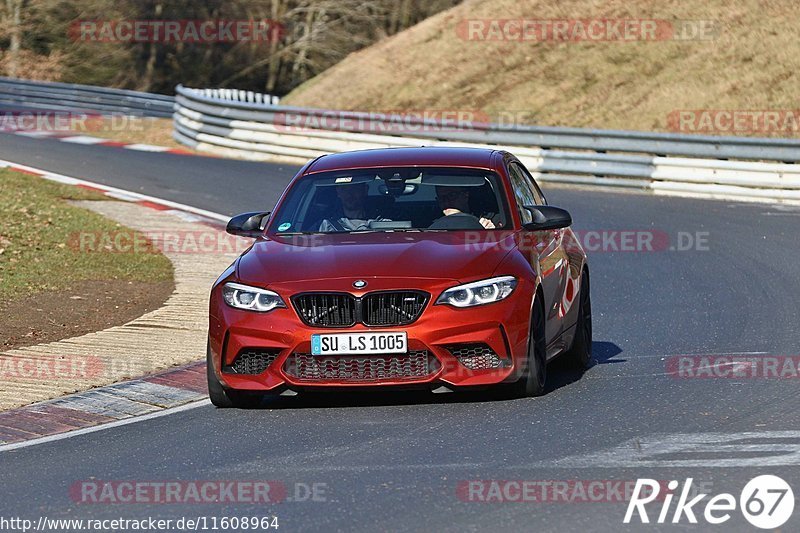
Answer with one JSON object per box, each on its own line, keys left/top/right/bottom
{"left": 624, "top": 476, "right": 794, "bottom": 529}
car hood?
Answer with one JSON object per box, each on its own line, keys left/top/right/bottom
{"left": 236, "top": 231, "right": 518, "bottom": 285}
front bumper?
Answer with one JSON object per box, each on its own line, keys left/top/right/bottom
{"left": 209, "top": 277, "right": 534, "bottom": 392}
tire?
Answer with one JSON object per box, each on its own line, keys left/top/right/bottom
{"left": 207, "top": 343, "right": 263, "bottom": 408}
{"left": 511, "top": 297, "right": 547, "bottom": 397}
{"left": 564, "top": 272, "right": 592, "bottom": 370}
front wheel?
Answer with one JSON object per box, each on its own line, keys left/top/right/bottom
{"left": 564, "top": 272, "right": 592, "bottom": 370}
{"left": 511, "top": 298, "right": 547, "bottom": 397}
{"left": 207, "top": 343, "right": 263, "bottom": 408}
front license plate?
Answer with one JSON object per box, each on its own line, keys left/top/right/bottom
{"left": 311, "top": 332, "right": 407, "bottom": 355}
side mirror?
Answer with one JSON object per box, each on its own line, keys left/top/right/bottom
{"left": 226, "top": 211, "right": 271, "bottom": 237}
{"left": 522, "top": 206, "right": 572, "bottom": 231}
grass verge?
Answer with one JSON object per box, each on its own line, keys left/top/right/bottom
{"left": 0, "top": 169, "right": 173, "bottom": 303}
{"left": 66, "top": 116, "right": 190, "bottom": 150}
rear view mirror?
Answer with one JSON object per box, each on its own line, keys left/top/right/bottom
{"left": 226, "top": 211, "right": 271, "bottom": 237}
{"left": 378, "top": 183, "right": 417, "bottom": 196}
{"left": 522, "top": 206, "right": 572, "bottom": 231}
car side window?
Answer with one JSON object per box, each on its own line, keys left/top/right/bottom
{"left": 513, "top": 162, "right": 546, "bottom": 205}
{"left": 507, "top": 162, "right": 538, "bottom": 224}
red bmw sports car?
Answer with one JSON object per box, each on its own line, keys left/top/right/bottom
{"left": 207, "top": 147, "right": 590, "bottom": 407}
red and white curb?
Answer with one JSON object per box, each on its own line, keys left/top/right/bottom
{"left": 11, "top": 129, "right": 200, "bottom": 156}
{"left": 0, "top": 158, "right": 228, "bottom": 227}
{"left": 0, "top": 363, "right": 209, "bottom": 451}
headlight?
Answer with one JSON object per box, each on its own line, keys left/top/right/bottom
{"left": 222, "top": 282, "right": 286, "bottom": 312}
{"left": 436, "top": 276, "right": 517, "bottom": 308}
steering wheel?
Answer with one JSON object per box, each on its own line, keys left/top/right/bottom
{"left": 428, "top": 212, "right": 485, "bottom": 230}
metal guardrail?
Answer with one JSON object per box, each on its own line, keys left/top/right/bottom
{"left": 174, "top": 85, "right": 800, "bottom": 162}
{"left": 0, "top": 77, "right": 174, "bottom": 118}
{"left": 174, "top": 85, "right": 800, "bottom": 203}
{"left": 183, "top": 87, "right": 280, "bottom": 106}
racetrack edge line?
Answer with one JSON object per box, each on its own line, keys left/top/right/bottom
{"left": 0, "top": 399, "right": 211, "bottom": 453}
{"left": 0, "top": 157, "right": 229, "bottom": 223}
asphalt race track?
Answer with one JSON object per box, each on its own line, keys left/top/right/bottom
{"left": 2, "top": 132, "right": 800, "bottom": 531}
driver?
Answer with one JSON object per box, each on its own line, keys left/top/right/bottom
{"left": 435, "top": 186, "right": 495, "bottom": 229}
{"left": 319, "top": 182, "right": 389, "bottom": 232}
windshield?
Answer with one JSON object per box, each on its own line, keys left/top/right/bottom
{"left": 269, "top": 167, "right": 510, "bottom": 234}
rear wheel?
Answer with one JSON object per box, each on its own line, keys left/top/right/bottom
{"left": 564, "top": 272, "right": 592, "bottom": 370}
{"left": 207, "top": 343, "right": 263, "bottom": 408}
{"left": 512, "top": 297, "right": 547, "bottom": 397}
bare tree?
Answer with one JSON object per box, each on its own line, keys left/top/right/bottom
{"left": 3, "top": 0, "right": 23, "bottom": 77}
{"left": 1, "top": 0, "right": 461, "bottom": 94}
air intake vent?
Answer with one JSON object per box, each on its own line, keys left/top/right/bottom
{"left": 447, "top": 344, "right": 503, "bottom": 370}
{"left": 224, "top": 349, "right": 281, "bottom": 375}
{"left": 284, "top": 351, "right": 437, "bottom": 382}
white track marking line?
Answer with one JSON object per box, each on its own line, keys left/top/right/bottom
{"left": 59, "top": 135, "right": 108, "bottom": 145}
{"left": 13, "top": 131, "right": 60, "bottom": 138}
{"left": 103, "top": 190, "right": 147, "bottom": 202}
{"left": 165, "top": 209, "right": 203, "bottom": 222}
{"left": 0, "top": 399, "right": 211, "bottom": 453}
{"left": 124, "top": 143, "right": 171, "bottom": 152}
{"left": 0, "top": 158, "right": 229, "bottom": 223}
{"left": 531, "top": 431, "right": 800, "bottom": 468}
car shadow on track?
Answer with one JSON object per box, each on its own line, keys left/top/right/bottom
{"left": 246, "top": 341, "right": 624, "bottom": 410}
{"left": 543, "top": 340, "right": 624, "bottom": 395}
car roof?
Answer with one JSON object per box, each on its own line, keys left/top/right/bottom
{"left": 304, "top": 147, "right": 499, "bottom": 174}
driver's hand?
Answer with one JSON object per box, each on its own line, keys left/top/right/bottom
{"left": 479, "top": 217, "right": 495, "bottom": 229}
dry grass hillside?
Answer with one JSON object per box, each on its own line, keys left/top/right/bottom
{"left": 284, "top": 0, "right": 799, "bottom": 134}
